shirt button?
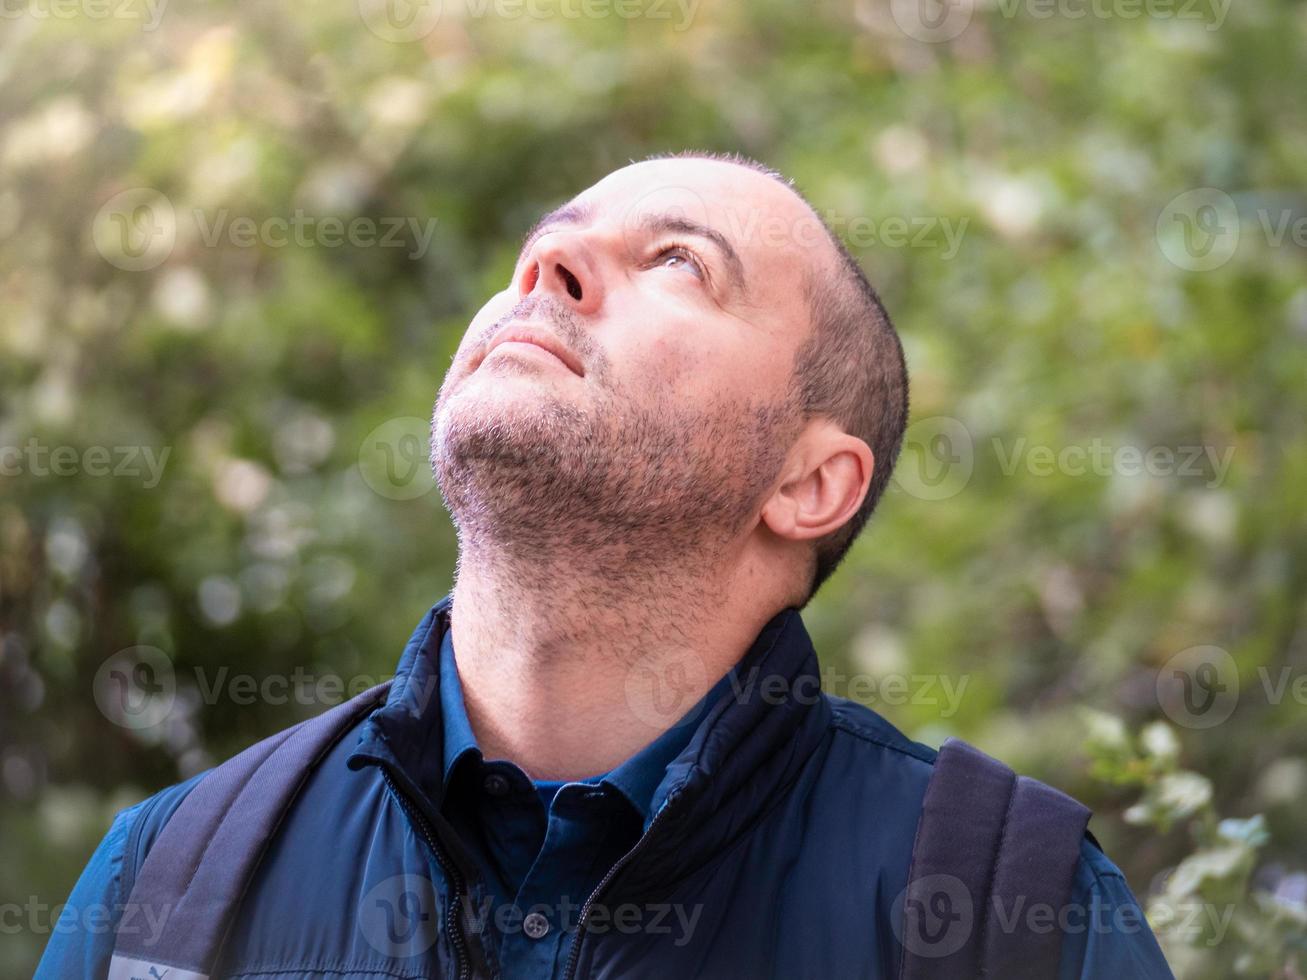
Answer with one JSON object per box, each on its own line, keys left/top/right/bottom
{"left": 483, "top": 773, "right": 510, "bottom": 797}
{"left": 523, "top": 912, "right": 550, "bottom": 940}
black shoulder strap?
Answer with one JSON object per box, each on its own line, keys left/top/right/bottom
{"left": 897, "top": 737, "right": 1092, "bottom": 980}
{"left": 108, "top": 681, "right": 392, "bottom": 980}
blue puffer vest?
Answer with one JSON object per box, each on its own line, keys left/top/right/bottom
{"left": 39, "top": 594, "right": 1174, "bottom": 979}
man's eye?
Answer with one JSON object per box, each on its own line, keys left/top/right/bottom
{"left": 653, "top": 245, "right": 704, "bottom": 279}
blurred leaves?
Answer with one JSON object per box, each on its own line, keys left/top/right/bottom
{"left": 2, "top": 0, "right": 1306, "bottom": 976}
{"left": 1087, "top": 715, "right": 1305, "bottom": 976}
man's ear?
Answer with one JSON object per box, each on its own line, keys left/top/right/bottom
{"left": 760, "top": 421, "right": 874, "bottom": 543}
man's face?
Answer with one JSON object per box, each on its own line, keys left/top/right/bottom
{"left": 431, "top": 158, "right": 822, "bottom": 561}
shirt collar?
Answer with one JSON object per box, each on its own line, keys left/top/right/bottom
{"left": 435, "top": 614, "right": 732, "bottom": 825}
{"left": 438, "top": 626, "right": 481, "bottom": 781}
{"left": 348, "top": 592, "right": 835, "bottom": 886}
{"left": 600, "top": 668, "right": 735, "bottom": 825}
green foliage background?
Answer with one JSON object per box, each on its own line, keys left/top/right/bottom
{"left": 2, "top": 0, "right": 1305, "bottom": 975}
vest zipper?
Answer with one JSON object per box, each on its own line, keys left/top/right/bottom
{"left": 561, "top": 791, "right": 683, "bottom": 980}
{"left": 382, "top": 769, "right": 472, "bottom": 980}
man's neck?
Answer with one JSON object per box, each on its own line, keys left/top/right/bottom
{"left": 448, "top": 547, "right": 788, "bottom": 781}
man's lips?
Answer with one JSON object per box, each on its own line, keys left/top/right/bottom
{"left": 480, "top": 322, "right": 585, "bottom": 377}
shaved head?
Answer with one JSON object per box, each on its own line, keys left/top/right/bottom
{"left": 432, "top": 151, "right": 907, "bottom": 610}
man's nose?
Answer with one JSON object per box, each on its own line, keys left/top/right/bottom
{"left": 519, "top": 233, "right": 603, "bottom": 316}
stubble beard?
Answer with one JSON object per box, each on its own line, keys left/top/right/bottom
{"left": 429, "top": 354, "right": 800, "bottom": 591}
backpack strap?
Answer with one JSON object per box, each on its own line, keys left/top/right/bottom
{"left": 108, "top": 681, "right": 393, "bottom": 980}
{"left": 897, "top": 737, "right": 1092, "bottom": 980}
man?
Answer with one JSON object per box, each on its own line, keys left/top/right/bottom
{"left": 39, "top": 153, "right": 1173, "bottom": 979}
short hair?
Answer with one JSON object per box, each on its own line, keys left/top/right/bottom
{"left": 794, "top": 240, "right": 908, "bottom": 601}
{"left": 643, "top": 151, "right": 910, "bottom": 604}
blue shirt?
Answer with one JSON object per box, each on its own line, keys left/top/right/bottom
{"left": 437, "top": 628, "right": 733, "bottom": 977}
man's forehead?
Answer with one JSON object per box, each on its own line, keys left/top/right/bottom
{"left": 584, "top": 157, "right": 769, "bottom": 199}
{"left": 578, "top": 158, "right": 808, "bottom": 234}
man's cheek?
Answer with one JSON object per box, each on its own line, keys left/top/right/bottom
{"left": 478, "top": 290, "right": 517, "bottom": 325}
{"left": 459, "top": 294, "right": 517, "bottom": 357}
{"left": 645, "top": 338, "right": 713, "bottom": 403}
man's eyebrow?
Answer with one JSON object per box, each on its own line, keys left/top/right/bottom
{"left": 516, "top": 203, "right": 748, "bottom": 291}
{"left": 517, "top": 201, "right": 594, "bottom": 264}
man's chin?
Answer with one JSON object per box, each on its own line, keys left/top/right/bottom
{"left": 433, "top": 386, "right": 589, "bottom": 465}
{"left": 446, "top": 359, "right": 584, "bottom": 408}
{"left": 438, "top": 375, "right": 578, "bottom": 431}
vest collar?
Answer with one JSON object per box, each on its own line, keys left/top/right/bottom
{"left": 348, "top": 593, "right": 832, "bottom": 889}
